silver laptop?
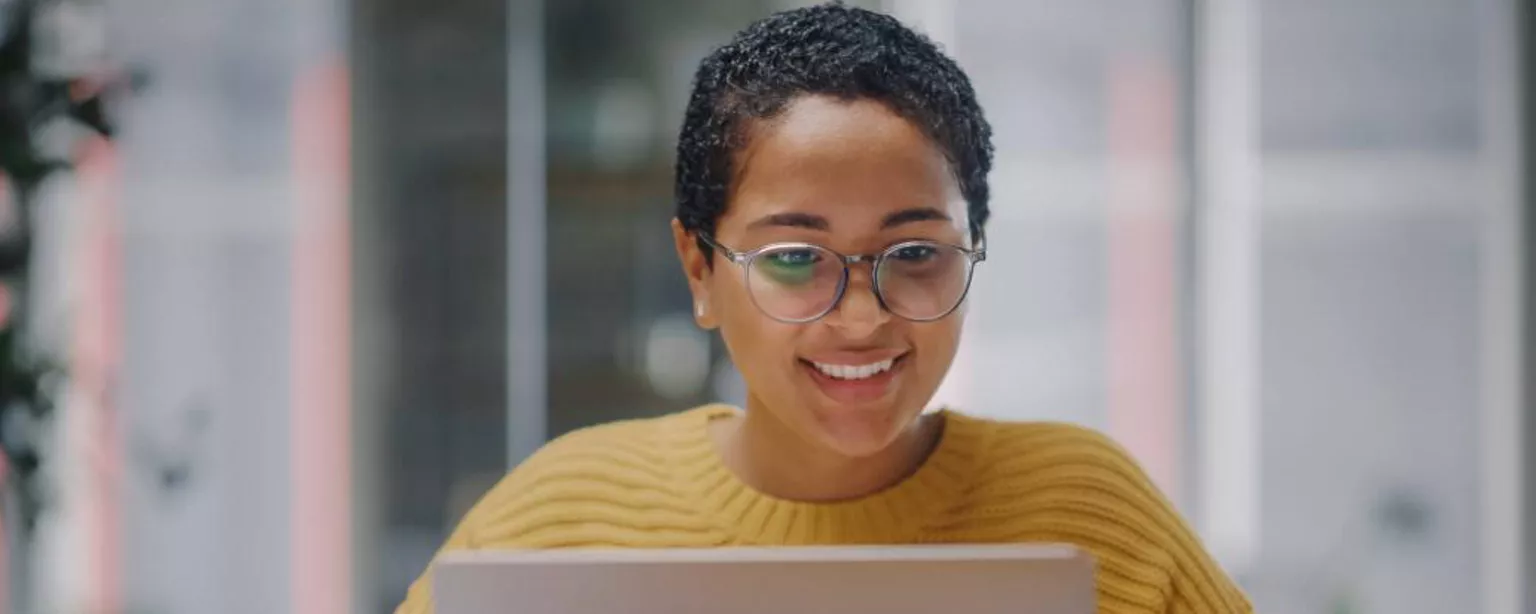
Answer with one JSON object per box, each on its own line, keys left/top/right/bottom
{"left": 433, "top": 544, "right": 1096, "bottom": 614}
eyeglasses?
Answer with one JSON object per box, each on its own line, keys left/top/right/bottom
{"left": 697, "top": 232, "right": 985, "bottom": 323}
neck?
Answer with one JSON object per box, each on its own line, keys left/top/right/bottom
{"left": 712, "top": 394, "right": 940, "bottom": 503}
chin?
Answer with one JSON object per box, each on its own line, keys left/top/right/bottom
{"left": 807, "top": 402, "right": 913, "bottom": 458}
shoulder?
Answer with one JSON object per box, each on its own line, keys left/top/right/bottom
{"left": 493, "top": 406, "right": 704, "bottom": 491}
{"left": 517, "top": 411, "right": 678, "bottom": 471}
{"left": 953, "top": 414, "right": 1178, "bottom": 546}
{"left": 966, "top": 417, "right": 1173, "bottom": 529}
{"left": 951, "top": 414, "right": 1252, "bottom": 612}
{"left": 959, "top": 414, "right": 1149, "bottom": 485}
{"left": 454, "top": 407, "right": 710, "bottom": 547}
{"left": 966, "top": 416, "right": 1174, "bottom": 518}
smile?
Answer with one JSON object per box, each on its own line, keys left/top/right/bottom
{"left": 808, "top": 359, "right": 897, "bottom": 381}
{"left": 798, "top": 353, "right": 907, "bottom": 405}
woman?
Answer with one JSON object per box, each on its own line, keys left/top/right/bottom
{"left": 398, "top": 4, "right": 1251, "bottom": 613}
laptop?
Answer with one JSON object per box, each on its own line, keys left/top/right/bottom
{"left": 433, "top": 543, "right": 1096, "bottom": 614}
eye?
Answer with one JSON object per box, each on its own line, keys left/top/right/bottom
{"left": 765, "top": 248, "right": 822, "bottom": 267}
{"left": 889, "top": 244, "right": 939, "bottom": 263}
{"left": 757, "top": 248, "right": 823, "bottom": 285}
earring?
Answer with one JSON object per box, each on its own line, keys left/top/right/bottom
{"left": 695, "top": 302, "right": 705, "bottom": 317}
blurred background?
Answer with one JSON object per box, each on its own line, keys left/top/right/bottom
{"left": 0, "top": 0, "right": 1528, "bottom": 613}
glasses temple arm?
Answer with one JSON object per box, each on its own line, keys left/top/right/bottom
{"left": 695, "top": 232, "right": 748, "bottom": 263}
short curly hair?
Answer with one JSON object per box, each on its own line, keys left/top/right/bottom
{"left": 674, "top": 2, "right": 993, "bottom": 252}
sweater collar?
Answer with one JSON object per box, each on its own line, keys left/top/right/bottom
{"left": 665, "top": 404, "right": 989, "bottom": 545}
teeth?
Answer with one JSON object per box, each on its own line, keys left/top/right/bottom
{"left": 811, "top": 359, "right": 896, "bottom": 380}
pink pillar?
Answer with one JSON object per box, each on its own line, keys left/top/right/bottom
{"left": 290, "top": 57, "right": 353, "bottom": 614}
{"left": 1104, "top": 58, "right": 1184, "bottom": 502}
{"left": 73, "top": 137, "right": 125, "bottom": 614}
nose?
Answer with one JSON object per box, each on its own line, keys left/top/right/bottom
{"left": 823, "top": 265, "right": 890, "bottom": 336}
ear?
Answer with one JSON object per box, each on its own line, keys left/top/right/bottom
{"left": 671, "top": 218, "right": 719, "bottom": 329}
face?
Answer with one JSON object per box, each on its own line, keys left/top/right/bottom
{"left": 672, "top": 95, "right": 974, "bottom": 458}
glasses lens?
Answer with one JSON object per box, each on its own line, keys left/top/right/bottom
{"left": 746, "top": 244, "right": 845, "bottom": 321}
{"left": 877, "top": 242, "right": 974, "bottom": 320}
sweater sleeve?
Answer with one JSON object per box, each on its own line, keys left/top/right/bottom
{"left": 1067, "top": 425, "right": 1253, "bottom": 614}
{"left": 984, "top": 420, "right": 1253, "bottom": 613}
{"left": 392, "top": 419, "right": 610, "bottom": 614}
{"left": 392, "top": 460, "right": 536, "bottom": 614}
{"left": 391, "top": 417, "right": 659, "bottom": 614}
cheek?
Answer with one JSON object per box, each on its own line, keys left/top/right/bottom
{"left": 711, "top": 270, "right": 759, "bottom": 330}
{"left": 912, "top": 317, "right": 965, "bottom": 374}
{"left": 712, "top": 275, "right": 799, "bottom": 375}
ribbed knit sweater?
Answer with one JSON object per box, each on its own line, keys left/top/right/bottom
{"left": 396, "top": 404, "right": 1251, "bottom": 613}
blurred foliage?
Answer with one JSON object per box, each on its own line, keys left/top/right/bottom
{"left": 0, "top": 0, "right": 128, "bottom": 533}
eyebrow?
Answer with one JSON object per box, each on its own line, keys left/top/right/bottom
{"left": 747, "top": 212, "right": 829, "bottom": 231}
{"left": 744, "top": 207, "right": 952, "bottom": 232}
{"left": 880, "top": 207, "right": 951, "bottom": 228}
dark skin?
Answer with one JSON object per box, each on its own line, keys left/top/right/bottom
{"left": 671, "top": 95, "right": 973, "bottom": 502}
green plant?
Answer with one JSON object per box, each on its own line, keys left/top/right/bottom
{"left": 0, "top": 0, "right": 129, "bottom": 534}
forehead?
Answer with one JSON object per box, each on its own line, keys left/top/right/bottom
{"left": 720, "top": 95, "right": 967, "bottom": 235}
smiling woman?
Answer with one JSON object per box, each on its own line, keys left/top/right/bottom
{"left": 677, "top": 94, "right": 977, "bottom": 462}
{"left": 396, "top": 4, "right": 1251, "bottom": 614}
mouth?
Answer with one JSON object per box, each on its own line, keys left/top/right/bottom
{"left": 798, "top": 353, "right": 909, "bottom": 406}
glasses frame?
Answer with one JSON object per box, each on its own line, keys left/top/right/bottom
{"left": 696, "top": 232, "right": 987, "bottom": 324}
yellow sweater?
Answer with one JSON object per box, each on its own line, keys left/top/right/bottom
{"left": 397, "top": 405, "right": 1251, "bottom": 614}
